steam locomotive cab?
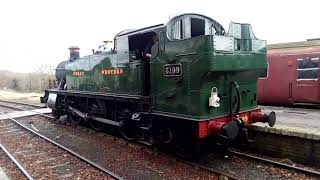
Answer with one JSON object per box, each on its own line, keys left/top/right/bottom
{"left": 42, "top": 13, "right": 275, "bottom": 153}
{"left": 150, "top": 14, "right": 275, "bottom": 142}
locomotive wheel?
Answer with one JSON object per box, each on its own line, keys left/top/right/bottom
{"left": 115, "top": 106, "right": 138, "bottom": 141}
{"left": 154, "top": 127, "right": 173, "bottom": 144}
{"left": 87, "top": 100, "right": 106, "bottom": 131}
{"left": 52, "top": 109, "right": 61, "bottom": 120}
{"left": 68, "top": 114, "right": 82, "bottom": 125}
{"left": 120, "top": 121, "right": 138, "bottom": 141}
{"left": 89, "top": 120, "right": 105, "bottom": 131}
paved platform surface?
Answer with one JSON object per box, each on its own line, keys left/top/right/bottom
{"left": 0, "top": 167, "right": 9, "bottom": 180}
{"left": 250, "top": 106, "right": 320, "bottom": 140}
{"left": 0, "top": 108, "right": 51, "bottom": 120}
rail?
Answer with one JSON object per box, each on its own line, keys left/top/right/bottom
{"left": 229, "top": 150, "right": 320, "bottom": 177}
{"left": 4, "top": 100, "right": 316, "bottom": 179}
{"left": 0, "top": 143, "right": 34, "bottom": 180}
{"left": 0, "top": 101, "right": 53, "bottom": 119}
{"left": 0, "top": 111, "right": 123, "bottom": 180}
{"left": 0, "top": 100, "right": 43, "bottom": 108}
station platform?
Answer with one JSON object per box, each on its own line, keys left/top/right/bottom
{"left": 250, "top": 106, "right": 320, "bottom": 140}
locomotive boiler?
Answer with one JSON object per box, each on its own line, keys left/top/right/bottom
{"left": 42, "top": 13, "right": 276, "bottom": 152}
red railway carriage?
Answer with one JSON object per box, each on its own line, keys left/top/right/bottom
{"left": 258, "top": 39, "right": 320, "bottom": 106}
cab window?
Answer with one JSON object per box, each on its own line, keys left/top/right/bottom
{"left": 115, "top": 36, "right": 129, "bottom": 63}
{"left": 172, "top": 19, "right": 183, "bottom": 40}
{"left": 167, "top": 16, "right": 216, "bottom": 40}
{"left": 191, "top": 18, "right": 205, "bottom": 37}
{"left": 128, "top": 31, "right": 157, "bottom": 60}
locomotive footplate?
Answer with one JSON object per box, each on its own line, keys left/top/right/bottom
{"left": 42, "top": 89, "right": 151, "bottom": 104}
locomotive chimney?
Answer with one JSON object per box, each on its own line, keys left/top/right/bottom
{"left": 69, "top": 46, "right": 80, "bottom": 61}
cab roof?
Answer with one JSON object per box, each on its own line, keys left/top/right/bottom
{"left": 115, "top": 24, "right": 164, "bottom": 38}
{"left": 114, "top": 13, "right": 225, "bottom": 38}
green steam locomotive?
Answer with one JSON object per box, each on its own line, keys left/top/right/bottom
{"left": 42, "top": 13, "right": 276, "bottom": 152}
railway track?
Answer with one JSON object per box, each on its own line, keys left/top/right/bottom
{"left": 0, "top": 100, "right": 43, "bottom": 108}
{"left": 0, "top": 100, "right": 238, "bottom": 179}
{"left": 0, "top": 100, "right": 54, "bottom": 120}
{"left": 1, "top": 100, "right": 319, "bottom": 179}
{"left": 0, "top": 110, "right": 123, "bottom": 179}
{"left": 0, "top": 100, "right": 43, "bottom": 111}
{"left": 0, "top": 102, "right": 220, "bottom": 179}
{"left": 228, "top": 150, "right": 320, "bottom": 177}
{"left": 176, "top": 158, "right": 239, "bottom": 180}
{"left": 0, "top": 143, "right": 33, "bottom": 180}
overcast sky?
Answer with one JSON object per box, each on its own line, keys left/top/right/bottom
{"left": 0, "top": 0, "right": 319, "bottom": 73}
